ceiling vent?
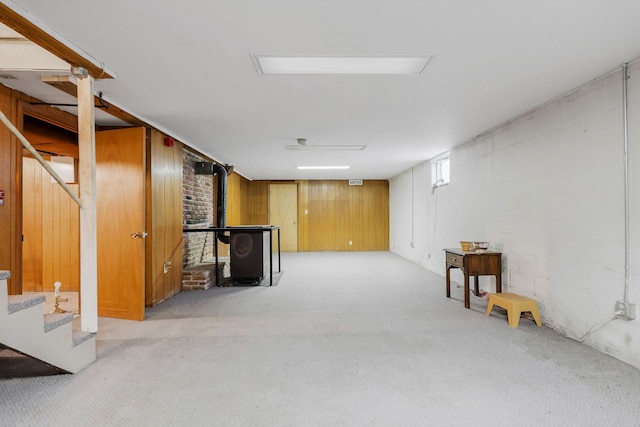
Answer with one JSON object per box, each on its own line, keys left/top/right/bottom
{"left": 349, "top": 179, "right": 363, "bottom": 186}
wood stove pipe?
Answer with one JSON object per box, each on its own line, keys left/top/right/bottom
{"left": 194, "top": 161, "right": 234, "bottom": 244}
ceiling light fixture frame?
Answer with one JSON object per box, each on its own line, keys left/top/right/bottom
{"left": 251, "top": 54, "right": 432, "bottom": 76}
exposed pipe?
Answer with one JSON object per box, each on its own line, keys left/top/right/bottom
{"left": 622, "top": 63, "right": 630, "bottom": 304}
{"left": 194, "top": 161, "right": 232, "bottom": 244}
{"left": 410, "top": 168, "right": 414, "bottom": 248}
{"left": 212, "top": 162, "right": 230, "bottom": 244}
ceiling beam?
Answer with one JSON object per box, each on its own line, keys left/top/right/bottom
{"left": 0, "top": 3, "right": 115, "bottom": 79}
{"left": 42, "top": 75, "right": 148, "bottom": 127}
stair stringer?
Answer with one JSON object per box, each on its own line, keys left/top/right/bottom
{"left": 0, "top": 272, "right": 96, "bottom": 373}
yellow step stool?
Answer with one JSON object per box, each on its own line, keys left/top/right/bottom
{"left": 486, "top": 293, "right": 542, "bottom": 328}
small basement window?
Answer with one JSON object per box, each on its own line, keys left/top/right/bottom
{"left": 431, "top": 155, "right": 450, "bottom": 192}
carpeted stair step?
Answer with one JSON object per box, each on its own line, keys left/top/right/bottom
{"left": 43, "top": 313, "right": 74, "bottom": 333}
{"left": 72, "top": 330, "right": 96, "bottom": 347}
{"left": 1, "top": 272, "right": 97, "bottom": 373}
{"left": 7, "top": 294, "right": 46, "bottom": 314}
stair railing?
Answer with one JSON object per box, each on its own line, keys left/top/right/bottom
{"left": 0, "top": 110, "right": 83, "bottom": 208}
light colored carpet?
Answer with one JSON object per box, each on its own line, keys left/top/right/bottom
{"left": 1, "top": 251, "right": 639, "bottom": 426}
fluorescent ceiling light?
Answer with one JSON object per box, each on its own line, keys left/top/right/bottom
{"left": 286, "top": 144, "right": 366, "bottom": 151}
{"left": 252, "top": 55, "right": 431, "bottom": 75}
{"left": 297, "top": 166, "right": 350, "bottom": 170}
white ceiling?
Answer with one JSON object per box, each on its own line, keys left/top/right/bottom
{"left": 2, "top": 0, "right": 640, "bottom": 180}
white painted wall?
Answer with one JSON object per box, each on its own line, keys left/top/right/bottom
{"left": 390, "top": 60, "right": 640, "bottom": 369}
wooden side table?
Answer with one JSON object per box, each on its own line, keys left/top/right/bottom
{"left": 444, "top": 249, "right": 502, "bottom": 308}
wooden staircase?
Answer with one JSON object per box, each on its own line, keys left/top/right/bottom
{"left": 0, "top": 271, "right": 96, "bottom": 374}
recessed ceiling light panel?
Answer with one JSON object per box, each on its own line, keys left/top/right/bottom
{"left": 252, "top": 55, "right": 431, "bottom": 75}
{"left": 297, "top": 166, "right": 351, "bottom": 170}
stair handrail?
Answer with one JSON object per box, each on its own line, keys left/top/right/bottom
{"left": 0, "top": 110, "right": 83, "bottom": 208}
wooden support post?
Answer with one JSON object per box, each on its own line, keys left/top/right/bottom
{"left": 77, "top": 74, "right": 98, "bottom": 333}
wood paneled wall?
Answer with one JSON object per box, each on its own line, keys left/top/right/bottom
{"left": 0, "top": 84, "right": 22, "bottom": 293}
{"left": 1, "top": 83, "right": 83, "bottom": 294}
{"left": 226, "top": 172, "right": 243, "bottom": 226}
{"left": 242, "top": 180, "right": 268, "bottom": 225}
{"left": 300, "top": 180, "right": 389, "bottom": 251}
{"left": 146, "top": 129, "right": 184, "bottom": 306}
{"left": 22, "top": 157, "right": 79, "bottom": 292}
{"left": 237, "top": 179, "right": 389, "bottom": 252}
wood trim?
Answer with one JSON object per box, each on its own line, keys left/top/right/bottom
{"left": 21, "top": 99, "right": 78, "bottom": 133}
{"left": 0, "top": 4, "right": 114, "bottom": 79}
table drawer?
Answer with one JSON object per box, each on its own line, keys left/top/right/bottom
{"left": 446, "top": 252, "right": 463, "bottom": 268}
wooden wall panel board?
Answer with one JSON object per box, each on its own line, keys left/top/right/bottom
{"left": 248, "top": 181, "right": 268, "bottom": 225}
{"left": 348, "top": 184, "right": 361, "bottom": 251}
{"left": 51, "top": 182, "right": 62, "bottom": 288}
{"left": 327, "top": 182, "right": 337, "bottom": 250}
{"left": 334, "top": 182, "right": 342, "bottom": 250}
{"left": 68, "top": 184, "right": 80, "bottom": 291}
{"left": 325, "top": 183, "right": 333, "bottom": 249}
{"left": 238, "top": 178, "right": 250, "bottom": 224}
{"left": 369, "top": 183, "right": 378, "bottom": 249}
{"left": 334, "top": 182, "right": 342, "bottom": 249}
{"left": 52, "top": 184, "right": 63, "bottom": 289}
{"left": 56, "top": 183, "right": 79, "bottom": 292}
{"left": 338, "top": 182, "right": 349, "bottom": 251}
{"left": 364, "top": 183, "right": 374, "bottom": 250}
{"left": 169, "top": 142, "right": 183, "bottom": 297}
{"left": 21, "top": 158, "right": 42, "bottom": 291}
{"left": 164, "top": 144, "right": 173, "bottom": 299}
{"left": 227, "top": 173, "right": 243, "bottom": 226}
{"left": 40, "top": 164, "right": 53, "bottom": 292}
{"left": 307, "top": 181, "right": 319, "bottom": 249}
{"left": 149, "top": 129, "right": 164, "bottom": 305}
{"left": 156, "top": 134, "right": 165, "bottom": 299}
{"left": 312, "top": 181, "right": 325, "bottom": 250}
{"left": 163, "top": 151, "right": 172, "bottom": 300}
{"left": 322, "top": 182, "right": 332, "bottom": 250}
{"left": 364, "top": 185, "right": 371, "bottom": 250}
{"left": 144, "top": 132, "right": 155, "bottom": 305}
{"left": 296, "top": 180, "right": 309, "bottom": 252}
{"left": 169, "top": 141, "right": 183, "bottom": 299}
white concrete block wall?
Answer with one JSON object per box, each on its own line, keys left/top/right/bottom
{"left": 390, "top": 59, "right": 640, "bottom": 369}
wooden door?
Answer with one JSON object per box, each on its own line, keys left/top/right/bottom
{"left": 269, "top": 183, "right": 297, "bottom": 252}
{"left": 96, "top": 128, "right": 146, "bottom": 320}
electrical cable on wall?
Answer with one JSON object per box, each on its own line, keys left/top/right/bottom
{"left": 617, "top": 62, "right": 636, "bottom": 319}
{"left": 427, "top": 169, "right": 439, "bottom": 261}
{"left": 410, "top": 168, "right": 415, "bottom": 248}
